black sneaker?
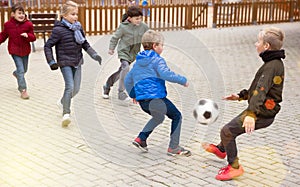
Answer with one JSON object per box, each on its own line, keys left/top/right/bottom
{"left": 102, "top": 85, "right": 110, "bottom": 99}
{"left": 167, "top": 146, "right": 191, "bottom": 157}
{"left": 132, "top": 137, "right": 148, "bottom": 152}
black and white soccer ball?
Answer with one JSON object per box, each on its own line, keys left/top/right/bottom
{"left": 193, "top": 99, "right": 219, "bottom": 125}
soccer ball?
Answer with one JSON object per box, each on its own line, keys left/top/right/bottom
{"left": 193, "top": 99, "right": 219, "bottom": 125}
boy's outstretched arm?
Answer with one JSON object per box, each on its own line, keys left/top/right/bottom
{"left": 156, "top": 59, "right": 187, "bottom": 86}
{"left": 223, "top": 94, "right": 239, "bottom": 100}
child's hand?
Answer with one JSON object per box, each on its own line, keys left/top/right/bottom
{"left": 133, "top": 98, "right": 138, "bottom": 104}
{"left": 50, "top": 63, "right": 59, "bottom": 70}
{"left": 108, "top": 49, "right": 114, "bottom": 55}
{"left": 20, "top": 33, "right": 28, "bottom": 38}
{"left": 223, "top": 94, "right": 239, "bottom": 100}
{"left": 92, "top": 54, "right": 102, "bottom": 65}
{"left": 242, "top": 116, "right": 255, "bottom": 134}
{"left": 184, "top": 82, "right": 189, "bottom": 87}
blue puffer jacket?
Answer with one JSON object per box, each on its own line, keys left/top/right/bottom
{"left": 125, "top": 50, "right": 187, "bottom": 101}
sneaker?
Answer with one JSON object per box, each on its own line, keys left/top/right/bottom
{"left": 57, "top": 100, "right": 63, "bottom": 111}
{"left": 118, "top": 91, "right": 130, "bottom": 101}
{"left": 167, "top": 146, "right": 191, "bottom": 156}
{"left": 102, "top": 85, "right": 110, "bottom": 99}
{"left": 20, "top": 89, "right": 29, "bottom": 99}
{"left": 132, "top": 137, "right": 148, "bottom": 152}
{"left": 202, "top": 142, "right": 226, "bottom": 159}
{"left": 62, "top": 114, "right": 71, "bottom": 127}
{"left": 215, "top": 164, "right": 244, "bottom": 181}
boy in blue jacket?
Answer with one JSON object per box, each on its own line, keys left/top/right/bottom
{"left": 124, "top": 30, "right": 191, "bottom": 156}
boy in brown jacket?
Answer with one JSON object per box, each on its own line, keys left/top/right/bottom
{"left": 202, "top": 27, "right": 285, "bottom": 181}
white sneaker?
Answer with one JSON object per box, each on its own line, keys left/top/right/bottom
{"left": 118, "top": 91, "right": 130, "bottom": 101}
{"left": 62, "top": 114, "right": 71, "bottom": 127}
{"left": 102, "top": 85, "right": 110, "bottom": 99}
{"left": 102, "top": 94, "right": 109, "bottom": 99}
{"left": 57, "top": 100, "right": 63, "bottom": 111}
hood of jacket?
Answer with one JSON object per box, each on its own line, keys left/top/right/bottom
{"left": 135, "top": 50, "right": 160, "bottom": 67}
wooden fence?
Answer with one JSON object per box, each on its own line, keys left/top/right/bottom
{"left": 0, "top": 1, "right": 299, "bottom": 37}
{"left": 3, "top": 0, "right": 210, "bottom": 7}
{"left": 0, "top": 3, "right": 208, "bottom": 35}
{"left": 213, "top": 0, "right": 300, "bottom": 27}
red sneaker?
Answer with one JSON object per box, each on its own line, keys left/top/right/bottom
{"left": 215, "top": 164, "right": 244, "bottom": 181}
{"left": 132, "top": 137, "right": 148, "bottom": 152}
{"left": 202, "top": 143, "right": 226, "bottom": 159}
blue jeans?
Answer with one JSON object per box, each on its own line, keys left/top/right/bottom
{"left": 138, "top": 97, "right": 182, "bottom": 149}
{"left": 60, "top": 66, "right": 81, "bottom": 115}
{"left": 12, "top": 55, "right": 29, "bottom": 92}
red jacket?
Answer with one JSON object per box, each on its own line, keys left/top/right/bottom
{"left": 0, "top": 17, "right": 36, "bottom": 57}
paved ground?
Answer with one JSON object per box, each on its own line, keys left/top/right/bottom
{"left": 0, "top": 22, "right": 300, "bottom": 187}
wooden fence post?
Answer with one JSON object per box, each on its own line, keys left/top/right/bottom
{"left": 212, "top": 3, "right": 217, "bottom": 28}
{"left": 252, "top": 1, "right": 258, "bottom": 25}
{"left": 185, "top": 5, "right": 193, "bottom": 29}
{"left": 289, "top": 0, "right": 295, "bottom": 22}
{"left": 78, "top": 6, "right": 86, "bottom": 31}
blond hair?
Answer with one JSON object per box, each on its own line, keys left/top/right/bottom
{"left": 142, "top": 30, "right": 164, "bottom": 50}
{"left": 61, "top": 1, "right": 78, "bottom": 16}
{"left": 259, "top": 27, "right": 285, "bottom": 50}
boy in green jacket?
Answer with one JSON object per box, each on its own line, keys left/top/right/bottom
{"left": 103, "top": 6, "right": 149, "bottom": 100}
{"left": 202, "top": 27, "right": 285, "bottom": 181}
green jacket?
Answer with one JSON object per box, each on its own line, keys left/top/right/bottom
{"left": 238, "top": 50, "right": 285, "bottom": 118}
{"left": 109, "top": 21, "right": 149, "bottom": 63}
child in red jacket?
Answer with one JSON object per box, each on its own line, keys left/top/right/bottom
{"left": 0, "top": 3, "right": 36, "bottom": 99}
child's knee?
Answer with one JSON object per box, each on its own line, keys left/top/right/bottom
{"left": 121, "top": 60, "right": 129, "bottom": 69}
{"left": 220, "top": 126, "right": 232, "bottom": 139}
{"left": 172, "top": 111, "right": 182, "bottom": 121}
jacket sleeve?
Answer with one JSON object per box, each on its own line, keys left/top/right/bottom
{"left": 44, "top": 27, "right": 60, "bottom": 64}
{"left": 109, "top": 25, "right": 123, "bottom": 50}
{"left": 237, "top": 89, "right": 249, "bottom": 100}
{"left": 26, "top": 21, "right": 36, "bottom": 42}
{"left": 81, "top": 29, "right": 92, "bottom": 51}
{"left": 0, "top": 23, "right": 9, "bottom": 44}
{"left": 156, "top": 59, "right": 187, "bottom": 85}
{"left": 246, "top": 64, "right": 276, "bottom": 116}
{"left": 124, "top": 70, "right": 136, "bottom": 98}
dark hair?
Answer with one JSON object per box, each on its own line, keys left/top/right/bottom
{"left": 127, "top": 6, "right": 143, "bottom": 17}
{"left": 11, "top": 2, "right": 25, "bottom": 13}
